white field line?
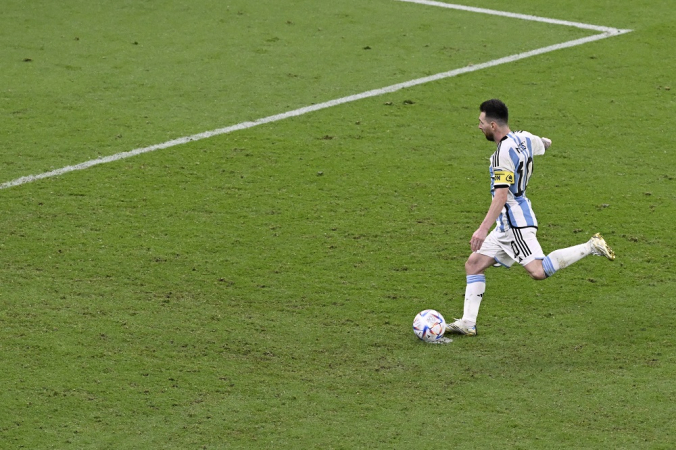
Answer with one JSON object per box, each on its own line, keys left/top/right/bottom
{"left": 0, "top": 3, "right": 632, "bottom": 190}
{"left": 398, "top": 0, "right": 633, "bottom": 34}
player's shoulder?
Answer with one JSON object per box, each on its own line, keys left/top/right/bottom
{"left": 494, "top": 133, "right": 520, "bottom": 156}
{"left": 502, "top": 131, "right": 546, "bottom": 154}
{"left": 513, "top": 130, "right": 538, "bottom": 140}
{"left": 492, "top": 137, "right": 515, "bottom": 168}
{"left": 513, "top": 130, "right": 547, "bottom": 156}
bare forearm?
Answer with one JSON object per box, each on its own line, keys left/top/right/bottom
{"left": 470, "top": 188, "right": 508, "bottom": 252}
{"left": 479, "top": 188, "right": 508, "bottom": 232}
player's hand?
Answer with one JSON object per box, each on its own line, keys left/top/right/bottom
{"left": 542, "top": 137, "right": 552, "bottom": 149}
{"left": 470, "top": 228, "right": 488, "bottom": 252}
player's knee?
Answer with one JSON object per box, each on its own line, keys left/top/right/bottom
{"left": 524, "top": 259, "right": 547, "bottom": 280}
{"left": 527, "top": 266, "right": 547, "bottom": 280}
{"left": 465, "top": 259, "right": 477, "bottom": 275}
{"left": 465, "top": 258, "right": 485, "bottom": 275}
{"left": 465, "top": 253, "right": 496, "bottom": 275}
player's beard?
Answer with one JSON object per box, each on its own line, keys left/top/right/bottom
{"left": 483, "top": 129, "right": 494, "bottom": 142}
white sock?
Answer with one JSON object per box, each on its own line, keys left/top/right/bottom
{"left": 542, "top": 242, "right": 592, "bottom": 277}
{"left": 463, "top": 275, "right": 486, "bottom": 326}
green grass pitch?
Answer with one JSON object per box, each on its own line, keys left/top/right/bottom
{"left": 1, "top": 0, "right": 675, "bottom": 448}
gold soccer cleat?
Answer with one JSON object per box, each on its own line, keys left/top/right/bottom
{"left": 590, "top": 233, "right": 615, "bottom": 261}
{"left": 446, "top": 319, "right": 478, "bottom": 336}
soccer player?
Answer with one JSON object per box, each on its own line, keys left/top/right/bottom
{"left": 446, "top": 99, "right": 615, "bottom": 336}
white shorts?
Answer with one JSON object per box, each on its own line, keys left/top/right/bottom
{"left": 478, "top": 227, "right": 545, "bottom": 268}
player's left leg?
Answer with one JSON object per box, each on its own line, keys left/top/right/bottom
{"left": 508, "top": 228, "right": 547, "bottom": 280}
{"left": 537, "top": 233, "right": 615, "bottom": 278}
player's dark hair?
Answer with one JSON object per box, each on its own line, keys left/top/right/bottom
{"left": 480, "top": 99, "right": 508, "bottom": 124}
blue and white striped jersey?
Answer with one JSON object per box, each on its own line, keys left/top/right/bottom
{"left": 490, "top": 131, "right": 547, "bottom": 231}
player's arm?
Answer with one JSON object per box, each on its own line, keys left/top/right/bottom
{"left": 470, "top": 187, "right": 508, "bottom": 252}
{"left": 532, "top": 136, "right": 552, "bottom": 156}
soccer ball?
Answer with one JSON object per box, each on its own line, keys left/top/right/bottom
{"left": 412, "top": 309, "right": 447, "bottom": 343}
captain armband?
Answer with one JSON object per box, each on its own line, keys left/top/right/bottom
{"left": 493, "top": 170, "right": 515, "bottom": 187}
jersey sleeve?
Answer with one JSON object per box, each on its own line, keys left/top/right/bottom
{"left": 530, "top": 134, "right": 546, "bottom": 156}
